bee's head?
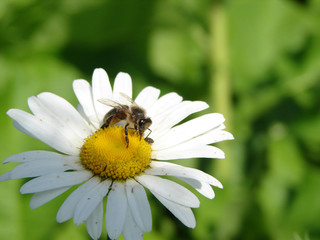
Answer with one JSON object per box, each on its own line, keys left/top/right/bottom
{"left": 138, "top": 118, "right": 152, "bottom": 133}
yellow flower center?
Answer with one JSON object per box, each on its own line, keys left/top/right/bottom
{"left": 80, "top": 126, "right": 152, "bottom": 181}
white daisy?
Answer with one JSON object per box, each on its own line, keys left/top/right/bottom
{"left": 0, "top": 68, "right": 233, "bottom": 240}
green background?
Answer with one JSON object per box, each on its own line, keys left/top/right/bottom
{"left": 1, "top": 0, "right": 320, "bottom": 239}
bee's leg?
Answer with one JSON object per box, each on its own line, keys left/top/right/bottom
{"left": 124, "top": 123, "right": 129, "bottom": 148}
{"left": 138, "top": 128, "right": 144, "bottom": 140}
{"left": 101, "top": 108, "right": 119, "bottom": 129}
{"left": 135, "top": 122, "right": 143, "bottom": 140}
{"left": 101, "top": 116, "right": 113, "bottom": 129}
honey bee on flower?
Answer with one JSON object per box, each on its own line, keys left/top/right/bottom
{"left": 0, "top": 68, "right": 233, "bottom": 240}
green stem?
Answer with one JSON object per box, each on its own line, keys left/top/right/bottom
{"left": 209, "top": 2, "right": 233, "bottom": 180}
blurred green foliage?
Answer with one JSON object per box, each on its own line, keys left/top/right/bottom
{"left": 1, "top": 0, "right": 320, "bottom": 239}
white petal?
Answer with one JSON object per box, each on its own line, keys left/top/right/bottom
{"left": 179, "top": 177, "right": 215, "bottom": 199}
{"left": 122, "top": 208, "right": 144, "bottom": 240}
{"left": 86, "top": 201, "right": 103, "bottom": 240}
{"left": 56, "top": 177, "right": 100, "bottom": 223}
{"left": 145, "top": 161, "right": 222, "bottom": 189}
{"left": 3, "top": 151, "right": 66, "bottom": 164}
{"left": 74, "top": 179, "right": 111, "bottom": 225}
{"left": 20, "top": 171, "right": 92, "bottom": 194}
{"left": 27, "top": 96, "right": 84, "bottom": 147}
{"left": 37, "top": 92, "right": 92, "bottom": 139}
{"left": 73, "top": 79, "right": 100, "bottom": 128}
{"left": 76, "top": 105, "right": 97, "bottom": 132}
{"left": 12, "top": 120, "right": 37, "bottom": 139}
{"left": 152, "top": 101, "right": 209, "bottom": 138}
{"left": 152, "top": 144, "right": 225, "bottom": 160}
{"left": 3, "top": 151, "right": 82, "bottom": 173}
{"left": 147, "top": 92, "right": 182, "bottom": 120}
{"left": 106, "top": 181, "right": 127, "bottom": 240}
{"left": 9, "top": 158, "right": 82, "bottom": 180}
{"left": 10, "top": 162, "right": 67, "bottom": 180}
{"left": 152, "top": 192, "right": 196, "bottom": 228}
{"left": 136, "top": 175, "right": 199, "bottom": 208}
{"left": 0, "top": 172, "right": 10, "bottom": 182}
{"left": 113, "top": 72, "right": 132, "bottom": 100}
{"left": 30, "top": 187, "right": 70, "bottom": 209}
{"left": 126, "top": 180, "right": 152, "bottom": 232}
{"left": 135, "top": 86, "right": 160, "bottom": 110}
{"left": 7, "top": 109, "right": 80, "bottom": 156}
{"left": 152, "top": 113, "right": 225, "bottom": 150}
{"left": 92, "top": 68, "right": 113, "bottom": 121}
{"left": 186, "top": 130, "right": 234, "bottom": 146}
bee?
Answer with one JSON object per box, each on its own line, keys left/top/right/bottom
{"left": 98, "top": 93, "right": 153, "bottom": 147}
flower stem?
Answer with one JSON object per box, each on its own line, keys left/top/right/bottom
{"left": 209, "top": 2, "right": 233, "bottom": 180}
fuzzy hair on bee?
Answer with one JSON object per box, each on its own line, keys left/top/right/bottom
{"left": 98, "top": 93, "right": 153, "bottom": 147}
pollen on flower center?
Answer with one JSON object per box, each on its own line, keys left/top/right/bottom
{"left": 80, "top": 126, "right": 152, "bottom": 181}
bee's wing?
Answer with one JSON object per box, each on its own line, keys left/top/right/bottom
{"left": 98, "top": 98, "right": 122, "bottom": 108}
{"left": 99, "top": 92, "right": 139, "bottom": 108}
{"left": 119, "top": 92, "right": 135, "bottom": 105}
{"left": 118, "top": 92, "right": 146, "bottom": 109}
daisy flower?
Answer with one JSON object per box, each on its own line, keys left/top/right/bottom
{"left": 0, "top": 68, "right": 233, "bottom": 240}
